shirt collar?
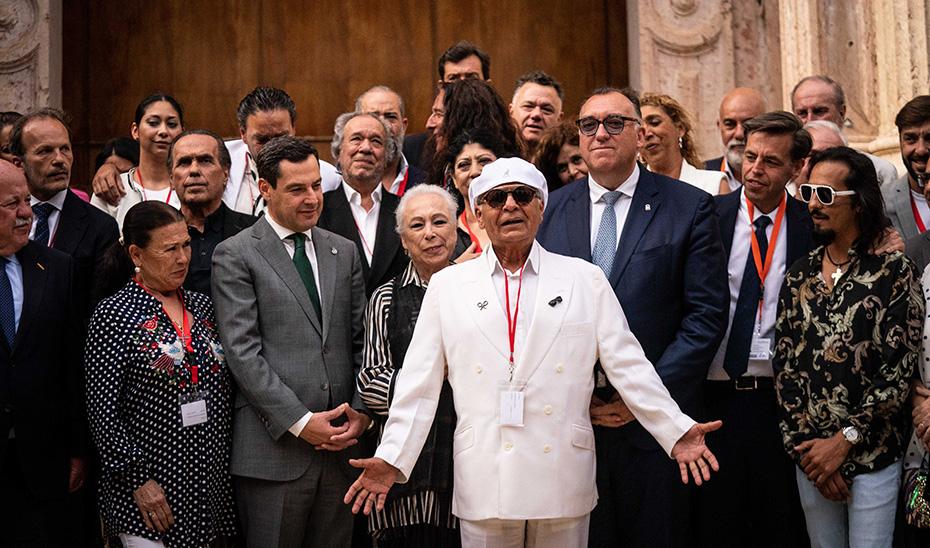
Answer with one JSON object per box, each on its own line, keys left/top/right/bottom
{"left": 342, "top": 180, "right": 383, "bottom": 206}
{"left": 264, "top": 211, "right": 313, "bottom": 243}
{"left": 486, "top": 240, "right": 542, "bottom": 277}
{"left": 400, "top": 260, "right": 425, "bottom": 288}
{"left": 30, "top": 188, "right": 68, "bottom": 210}
{"left": 738, "top": 186, "right": 785, "bottom": 222}
{"left": 588, "top": 164, "right": 639, "bottom": 204}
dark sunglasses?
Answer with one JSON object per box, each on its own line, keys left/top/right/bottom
{"left": 478, "top": 186, "right": 539, "bottom": 208}
{"left": 798, "top": 183, "right": 857, "bottom": 206}
{"left": 575, "top": 115, "right": 640, "bottom": 136}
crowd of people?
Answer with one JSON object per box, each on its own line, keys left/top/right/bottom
{"left": 0, "top": 39, "right": 929, "bottom": 548}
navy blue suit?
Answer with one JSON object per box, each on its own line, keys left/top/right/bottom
{"left": 696, "top": 190, "right": 811, "bottom": 548}
{"left": 704, "top": 156, "right": 724, "bottom": 172}
{"left": 537, "top": 168, "right": 729, "bottom": 548}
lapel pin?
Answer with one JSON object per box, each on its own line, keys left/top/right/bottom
{"left": 331, "top": 247, "right": 337, "bottom": 255}
{"left": 477, "top": 300, "right": 488, "bottom": 311}
{"left": 36, "top": 262, "right": 45, "bottom": 271}
{"left": 548, "top": 296, "right": 562, "bottom": 307}
{"left": 644, "top": 204, "right": 651, "bottom": 211}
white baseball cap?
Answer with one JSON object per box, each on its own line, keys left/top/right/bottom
{"left": 468, "top": 157, "right": 548, "bottom": 211}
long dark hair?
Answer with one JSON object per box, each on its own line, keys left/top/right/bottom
{"left": 95, "top": 202, "right": 186, "bottom": 300}
{"left": 428, "top": 79, "right": 523, "bottom": 186}
{"left": 443, "top": 128, "right": 521, "bottom": 214}
{"left": 806, "top": 146, "right": 888, "bottom": 255}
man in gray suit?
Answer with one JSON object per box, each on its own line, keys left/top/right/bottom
{"left": 212, "top": 136, "right": 371, "bottom": 547}
{"left": 892, "top": 96, "right": 930, "bottom": 270}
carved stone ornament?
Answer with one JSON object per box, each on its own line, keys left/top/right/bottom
{"left": 643, "top": 0, "right": 731, "bottom": 56}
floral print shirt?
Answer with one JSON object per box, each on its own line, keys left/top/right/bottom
{"left": 774, "top": 247, "right": 923, "bottom": 478}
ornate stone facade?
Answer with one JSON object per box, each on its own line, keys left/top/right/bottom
{"left": 0, "top": 0, "right": 61, "bottom": 113}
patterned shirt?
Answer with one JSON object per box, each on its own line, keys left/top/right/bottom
{"left": 774, "top": 247, "right": 923, "bottom": 478}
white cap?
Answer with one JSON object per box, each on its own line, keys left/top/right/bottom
{"left": 468, "top": 157, "right": 548, "bottom": 211}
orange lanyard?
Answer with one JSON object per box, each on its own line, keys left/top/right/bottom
{"left": 746, "top": 194, "right": 786, "bottom": 324}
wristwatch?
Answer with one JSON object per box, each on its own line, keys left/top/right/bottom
{"left": 842, "top": 425, "right": 861, "bottom": 445}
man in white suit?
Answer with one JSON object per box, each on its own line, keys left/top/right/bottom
{"left": 344, "top": 157, "right": 722, "bottom": 548}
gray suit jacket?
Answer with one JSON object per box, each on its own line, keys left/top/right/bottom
{"left": 882, "top": 174, "right": 920, "bottom": 240}
{"left": 906, "top": 230, "right": 930, "bottom": 273}
{"left": 212, "top": 217, "right": 367, "bottom": 481}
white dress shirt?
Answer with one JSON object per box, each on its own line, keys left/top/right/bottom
{"left": 911, "top": 189, "right": 930, "bottom": 230}
{"left": 708, "top": 187, "right": 788, "bottom": 380}
{"left": 342, "top": 181, "right": 382, "bottom": 265}
{"left": 263, "top": 213, "right": 324, "bottom": 436}
{"left": 29, "top": 189, "right": 68, "bottom": 244}
{"left": 235, "top": 150, "right": 260, "bottom": 215}
{"left": 588, "top": 164, "right": 639, "bottom": 252}
{"left": 487, "top": 243, "right": 541, "bottom": 366}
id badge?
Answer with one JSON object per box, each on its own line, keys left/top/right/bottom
{"left": 498, "top": 381, "right": 525, "bottom": 427}
{"left": 179, "top": 390, "right": 209, "bottom": 427}
{"left": 749, "top": 336, "right": 771, "bottom": 361}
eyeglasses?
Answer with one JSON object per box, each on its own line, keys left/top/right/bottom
{"left": 798, "top": 184, "right": 857, "bottom": 205}
{"left": 575, "top": 115, "right": 640, "bottom": 136}
{"left": 478, "top": 186, "right": 539, "bottom": 208}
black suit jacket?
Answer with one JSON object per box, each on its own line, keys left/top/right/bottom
{"left": 537, "top": 168, "right": 730, "bottom": 450}
{"left": 402, "top": 132, "right": 429, "bottom": 170}
{"left": 53, "top": 190, "right": 119, "bottom": 318}
{"left": 704, "top": 156, "right": 724, "bottom": 172}
{"left": 318, "top": 187, "right": 408, "bottom": 296}
{"left": 714, "top": 190, "right": 815, "bottom": 270}
{"left": 0, "top": 242, "right": 82, "bottom": 498}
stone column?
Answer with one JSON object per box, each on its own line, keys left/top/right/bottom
{"left": 0, "top": 0, "right": 62, "bottom": 112}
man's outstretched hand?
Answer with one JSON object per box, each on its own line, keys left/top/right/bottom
{"left": 344, "top": 457, "right": 400, "bottom": 515}
{"left": 671, "top": 420, "right": 722, "bottom": 486}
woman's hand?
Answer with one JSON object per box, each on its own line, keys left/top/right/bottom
{"left": 453, "top": 242, "right": 481, "bottom": 264}
{"left": 133, "top": 479, "right": 175, "bottom": 532}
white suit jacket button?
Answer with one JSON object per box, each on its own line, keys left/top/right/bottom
{"left": 475, "top": 365, "right": 482, "bottom": 374}
{"left": 504, "top": 442, "right": 513, "bottom": 451}
{"left": 543, "top": 405, "right": 553, "bottom": 415}
{"left": 543, "top": 444, "right": 552, "bottom": 453}
{"left": 556, "top": 364, "right": 564, "bottom": 373}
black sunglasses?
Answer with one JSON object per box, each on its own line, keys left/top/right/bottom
{"left": 798, "top": 183, "right": 857, "bottom": 206}
{"left": 575, "top": 115, "right": 640, "bottom": 136}
{"left": 478, "top": 186, "right": 539, "bottom": 208}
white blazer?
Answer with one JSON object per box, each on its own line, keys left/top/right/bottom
{"left": 375, "top": 243, "right": 695, "bottom": 521}
{"left": 223, "top": 139, "right": 341, "bottom": 214}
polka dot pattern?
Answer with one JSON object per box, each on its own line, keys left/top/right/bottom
{"left": 85, "top": 282, "right": 236, "bottom": 547}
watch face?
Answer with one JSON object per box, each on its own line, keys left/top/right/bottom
{"left": 844, "top": 427, "right": 859, "bottom": 443}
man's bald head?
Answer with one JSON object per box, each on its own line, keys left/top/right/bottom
{"left": 717, "top": 87, "right": 767, "bottom": 180}
{"left": 0, "top": 159, "right": 33, "bottom": 256}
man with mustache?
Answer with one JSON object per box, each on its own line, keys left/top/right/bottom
{"left": 510, "top": 71, "right": 564, "bottom": 157}
{"left": 889, "top": 97, "right": 930, "bottom": 267}
{"left": 776, "top": 146, "right": 921, "bottom": 547}
{"left": 705, "top": 88, "right": 767, "bottom": 192}
{"left": 212, "top": 136, "right": 371, "bottom": 547}
{"left": 0, "top": 159, "right": 83, "bottom": 546}
{"left": 168, "top": 130, "right": 256, "bottom": 297}
{"left": 318, "top": 112, "right": 408, "bottom": 297}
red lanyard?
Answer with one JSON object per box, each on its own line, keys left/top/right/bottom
{"left": 503, "top": 265, "right": 525, "bottom": 379}
{"left": 352, "top": 217, "right": 374, "bottom": 260}
{"left": 746, "top": 195, "right": 786, "bottom": 325}
{"left": 136, "top": 169, "right": 174, "bottom": 204}
{"left": 459, "top": 212, "right": 483, "bottom": 253}
{"left": 720, "top": 158, "right": 728, "bottom": 173}
{"left": 396, "top": 167, "right": 410, "bottom": 196}
{"left": 911, "top": 193, "right": 927, "bottom": 233}
{"left": 134, "top": 280, "right": 197, "bottom": 382}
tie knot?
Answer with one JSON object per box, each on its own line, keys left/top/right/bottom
{"left": 601, "top": 191, "right": 623, "bottom": 206}
{"left": 287, "top": 232, "right": 307, "bottom": 246}
{"left": 32, "top": 202, "right": 55, "bottom": 218}
{"left": 753, "top": 215, "right": 772, "bottom": 231}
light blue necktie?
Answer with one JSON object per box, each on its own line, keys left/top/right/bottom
{"left": 592, "top": 191, "right": 623, "bottom": 276}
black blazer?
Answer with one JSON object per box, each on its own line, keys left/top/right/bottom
{"left": 704, "top": 156, "right": 724, "bottom": 172}
{"left": 318, "top": 187, "right": 408, "bottom": 296}
{"left": 537, "top": 168, "right": 730, "bottom": 450}
{"left": 0, "top": 242, "right": 82, "bottom": 498}
{"left": 53, "top": 191, "right": 119, "bottom": 318}
{"left": 402, "top": 132, "right": 429, "bottom": 170}
{"left": 714, "top": 190, "right": 815, "bottom": 269}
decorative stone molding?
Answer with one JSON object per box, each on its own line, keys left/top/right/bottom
{"left": 0, "top": 0, "right": 61, "bottom": 112}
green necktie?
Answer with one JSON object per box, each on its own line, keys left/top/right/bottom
{"left": 287, "top": 233, "right": 322, "bottom": 321}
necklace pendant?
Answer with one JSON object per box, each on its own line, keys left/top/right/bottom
{"left": 831, "top": 267, "right": 843, "bottom": 285}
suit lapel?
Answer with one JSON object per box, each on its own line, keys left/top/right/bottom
{"left": 891, "top": 183, "right": 919, "bottom": 237}
{"left": 565, "top": 183, "right": 593, "bottom": 261}
{"left": 463, "top": 258, "right": 510, "bottom": 362}
{"left": 609, "top": 170, "right": 662, "bottom": 287}
{"left": 51, "top": 192, "right": 87, "bottom": 254}
{"left": 13, "top": 243, "right": 46, "bottom": 352}
{"left": 312, "top": 227, "right": 338, "bottom": 342}
{"left": 324, "top": 189, "right": 371, "bottom": 278}
{"left": 253, "top": 219, "right": 322, "bottom": 335}
{"left": 368, "top": 193, "right": 401, "bottom": 287}
{"left": 515, "top": 252, "right": 572, "bottom": 382}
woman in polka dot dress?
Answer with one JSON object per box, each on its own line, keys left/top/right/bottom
{"left": 86, "top": 202, "right": 236, "bottom": 547}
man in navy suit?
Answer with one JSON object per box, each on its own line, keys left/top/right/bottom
{"left": 704, "top": 88, "right": 767, "bottom": 192}
{"left": 537, "top": 87, "right": 729, "bottom": 548}
{"left": 697, "top": 111, "right": 814, "bottom": 548}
